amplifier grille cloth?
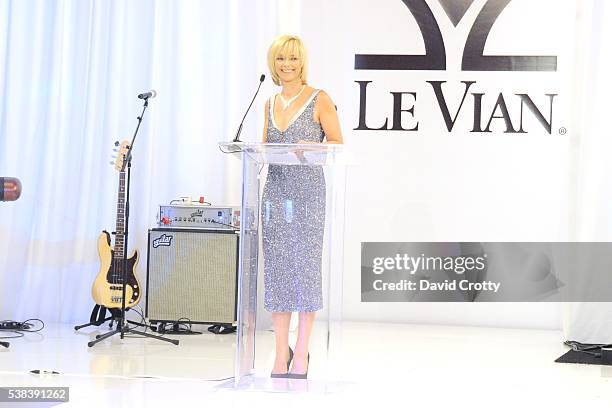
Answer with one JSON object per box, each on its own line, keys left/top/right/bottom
{"left": 147, "top": 230, "right": 237, "bottom": 323}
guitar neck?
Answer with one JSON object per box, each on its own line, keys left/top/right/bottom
{"left": 114, "top": 171, "right": 126, "bottom": 258}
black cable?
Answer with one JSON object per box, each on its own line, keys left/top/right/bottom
{"left": 209, "top": 219, "right": 239, "bottom": 230}
{"left": 0, "top": 319, "right": 44, "bottom": 332}
{"left": 218, "top": 144, "right": 243, "bottom": 155}
{"left": 177, "top": 317, "right": 192, "bottom": 332}
{"left": 20, "top": 319, "right": 44, "bottom": 332}
{"left": 0, "top": 331, "right": 24, "bottom": 340}
{"left": 564, "top": 340, "right": 611, "bottom": 357}
{"left": 155, "top": 318, "right": 201, "bottom": 334}
{"left": 133, "top": 305, "right": 147, "bottom": 333}
{"left": 0, "top": 318, "right": 44, "bottom": 342}
{"left": 203, "top": 376, "right": 235, "bottom": 382}
{"left": 124, "top": 306, "right": 156, "bottom": 338}
{"left": 565, "top": 340, "right": 612, "bottom": 351}
{"left": 580, "top": 350, "right": 602, "bottom": 357}
{"left": 169, "top": 199, "right": 212, "bottom": 206}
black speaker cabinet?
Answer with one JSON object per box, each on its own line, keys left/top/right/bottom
{"left": 146, "top": 228, "right": 239, "bottom": 324}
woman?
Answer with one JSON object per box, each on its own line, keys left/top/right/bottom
{"left": 261, "top": 34, "right": 343, "bottom": 379}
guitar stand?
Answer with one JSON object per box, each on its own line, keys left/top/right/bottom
{"left": 88, "top": 318, "right": 178, "bottom": 347}
{"left": 74, "top": 304, "right": 119, "bottom": 331}
{"left": 75, "top": 317, "right": 114, "bottom": 331}
{"left": 74, "top": 318, "right": 113, "bottom": 331}
{"left": 88, "top": 95, "right": 178, "bottom": 349}
{"left": 75, "top": 304, "right": 155, "bottom": 332}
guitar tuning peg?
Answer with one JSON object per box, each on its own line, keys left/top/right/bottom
{"left": 114, "top": 141, "right": 120, "bottom": 146}
{"left": 110, "top": 155, "right": 117, "bottom": 159}
{"left": 109, "top": 161, "right": 115, "bottom": 165}
{"left": 113, "top": 148, "right": 119, "bottom": 152}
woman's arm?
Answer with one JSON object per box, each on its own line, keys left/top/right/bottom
{"left": 316, "top": 91, "right": 343, "bottom": 144}
{"left": 262, "top": 99, "right": 270, "bottom": 143}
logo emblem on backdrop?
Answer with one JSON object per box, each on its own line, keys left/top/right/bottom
{"left": 354, "top": 0, "right": 557, "bottom": 72}
{"left": 153, "top": 234, "right": 173, "bottom": 248}
{"left": 353, "top": 0, "right": 564, "bottom": 134}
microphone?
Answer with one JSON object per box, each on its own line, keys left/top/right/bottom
{"left": 138, "top": 90, "right": 157, "bottom": 99}
{"left": 233, "top": 74, "right": 265, "bottom": 143}
{"left": 1, "top": 177, "right": 22, "bottom": 202}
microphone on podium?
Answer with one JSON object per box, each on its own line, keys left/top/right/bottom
{"left": 233, "top": 74, "right": 266, "bottom": 143}
{"left": 1, "top": 177, "right": 22, "bottom": 202}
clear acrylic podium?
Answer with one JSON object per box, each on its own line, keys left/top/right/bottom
{"left": 219, "top": 142, "right": 347, "bottom": 389}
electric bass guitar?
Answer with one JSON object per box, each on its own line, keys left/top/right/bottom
{"left": 91, "top": 141, "right": 141, "bottom": 309}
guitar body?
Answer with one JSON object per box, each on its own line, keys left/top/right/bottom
{"left": 92, "top": 230, "right": 141, "bottom": 309}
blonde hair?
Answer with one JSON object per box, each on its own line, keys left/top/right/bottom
{"left": 267, "top": 35, "right": 308, "bottom": 86}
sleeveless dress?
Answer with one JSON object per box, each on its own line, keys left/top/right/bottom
{"left": 262, "top": 89, "right": 326, "bottom": 312}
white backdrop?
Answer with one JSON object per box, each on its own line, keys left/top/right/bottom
{"left": 0, "top": 0, "right": 297, "bottom": 322}
{"left": 297, "top": 0, "right": 612, "bottom": 339}
{"left": 298, "top": 0, "right": 573, "bottom": 329}
{"left": 1, "top": 0, "right": 612, "bottom": 340}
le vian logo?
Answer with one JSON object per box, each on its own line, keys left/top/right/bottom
{"left": 153, "top": 234, "right": 173, "bottom": 248}
{"left": 354, "top": 0, "right": 561, "bottom": 134}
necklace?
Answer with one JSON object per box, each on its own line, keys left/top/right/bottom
{"left": 278, "top": 85, "right": 306, "bottom": 110}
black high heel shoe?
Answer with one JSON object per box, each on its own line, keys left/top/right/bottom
{"left": 287, "top": 353, "right": 309, "bottom": 379}
{"left": 270, "top": 347, "right": 293, "bottom": 378}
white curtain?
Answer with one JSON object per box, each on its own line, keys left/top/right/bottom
{"left": 562, "top": 0, "right": 612, "bottom": 343}
{"left": 0, "top": 0, "right": 297, "bottom": 323}
{"left": 5, "top": 0, "right": 611, "bottom": 336}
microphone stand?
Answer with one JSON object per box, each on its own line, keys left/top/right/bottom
{"left": 233, "top": 75, "right": 265, "bottom": 143}
{"left": 88, "top": 96, "right": 178, "bottom": 347}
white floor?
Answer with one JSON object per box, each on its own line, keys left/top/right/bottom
{"left": 1, "top": 321, "right": 611, "bottom": 407}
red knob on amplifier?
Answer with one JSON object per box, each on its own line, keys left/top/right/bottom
{"left": 162, "top": 217, "right": 171, "bottom": 225}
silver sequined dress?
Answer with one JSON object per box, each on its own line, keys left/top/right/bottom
{"left": 262, "top": 89, "right": 325, "bottom": 312}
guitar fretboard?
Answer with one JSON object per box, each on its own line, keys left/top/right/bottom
{"left": 113, "top": 170, "right": 126, "bottom": 258}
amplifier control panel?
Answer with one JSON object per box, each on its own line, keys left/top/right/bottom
{"left": 158, "top": 205, "right": 239, "bottom": 230}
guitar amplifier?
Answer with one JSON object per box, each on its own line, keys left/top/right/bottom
{"left": 146, "top": 228, "right": 239, "bottom": 324}
{"left": 158, "top": 205, "right": 240, "bottom": 230}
